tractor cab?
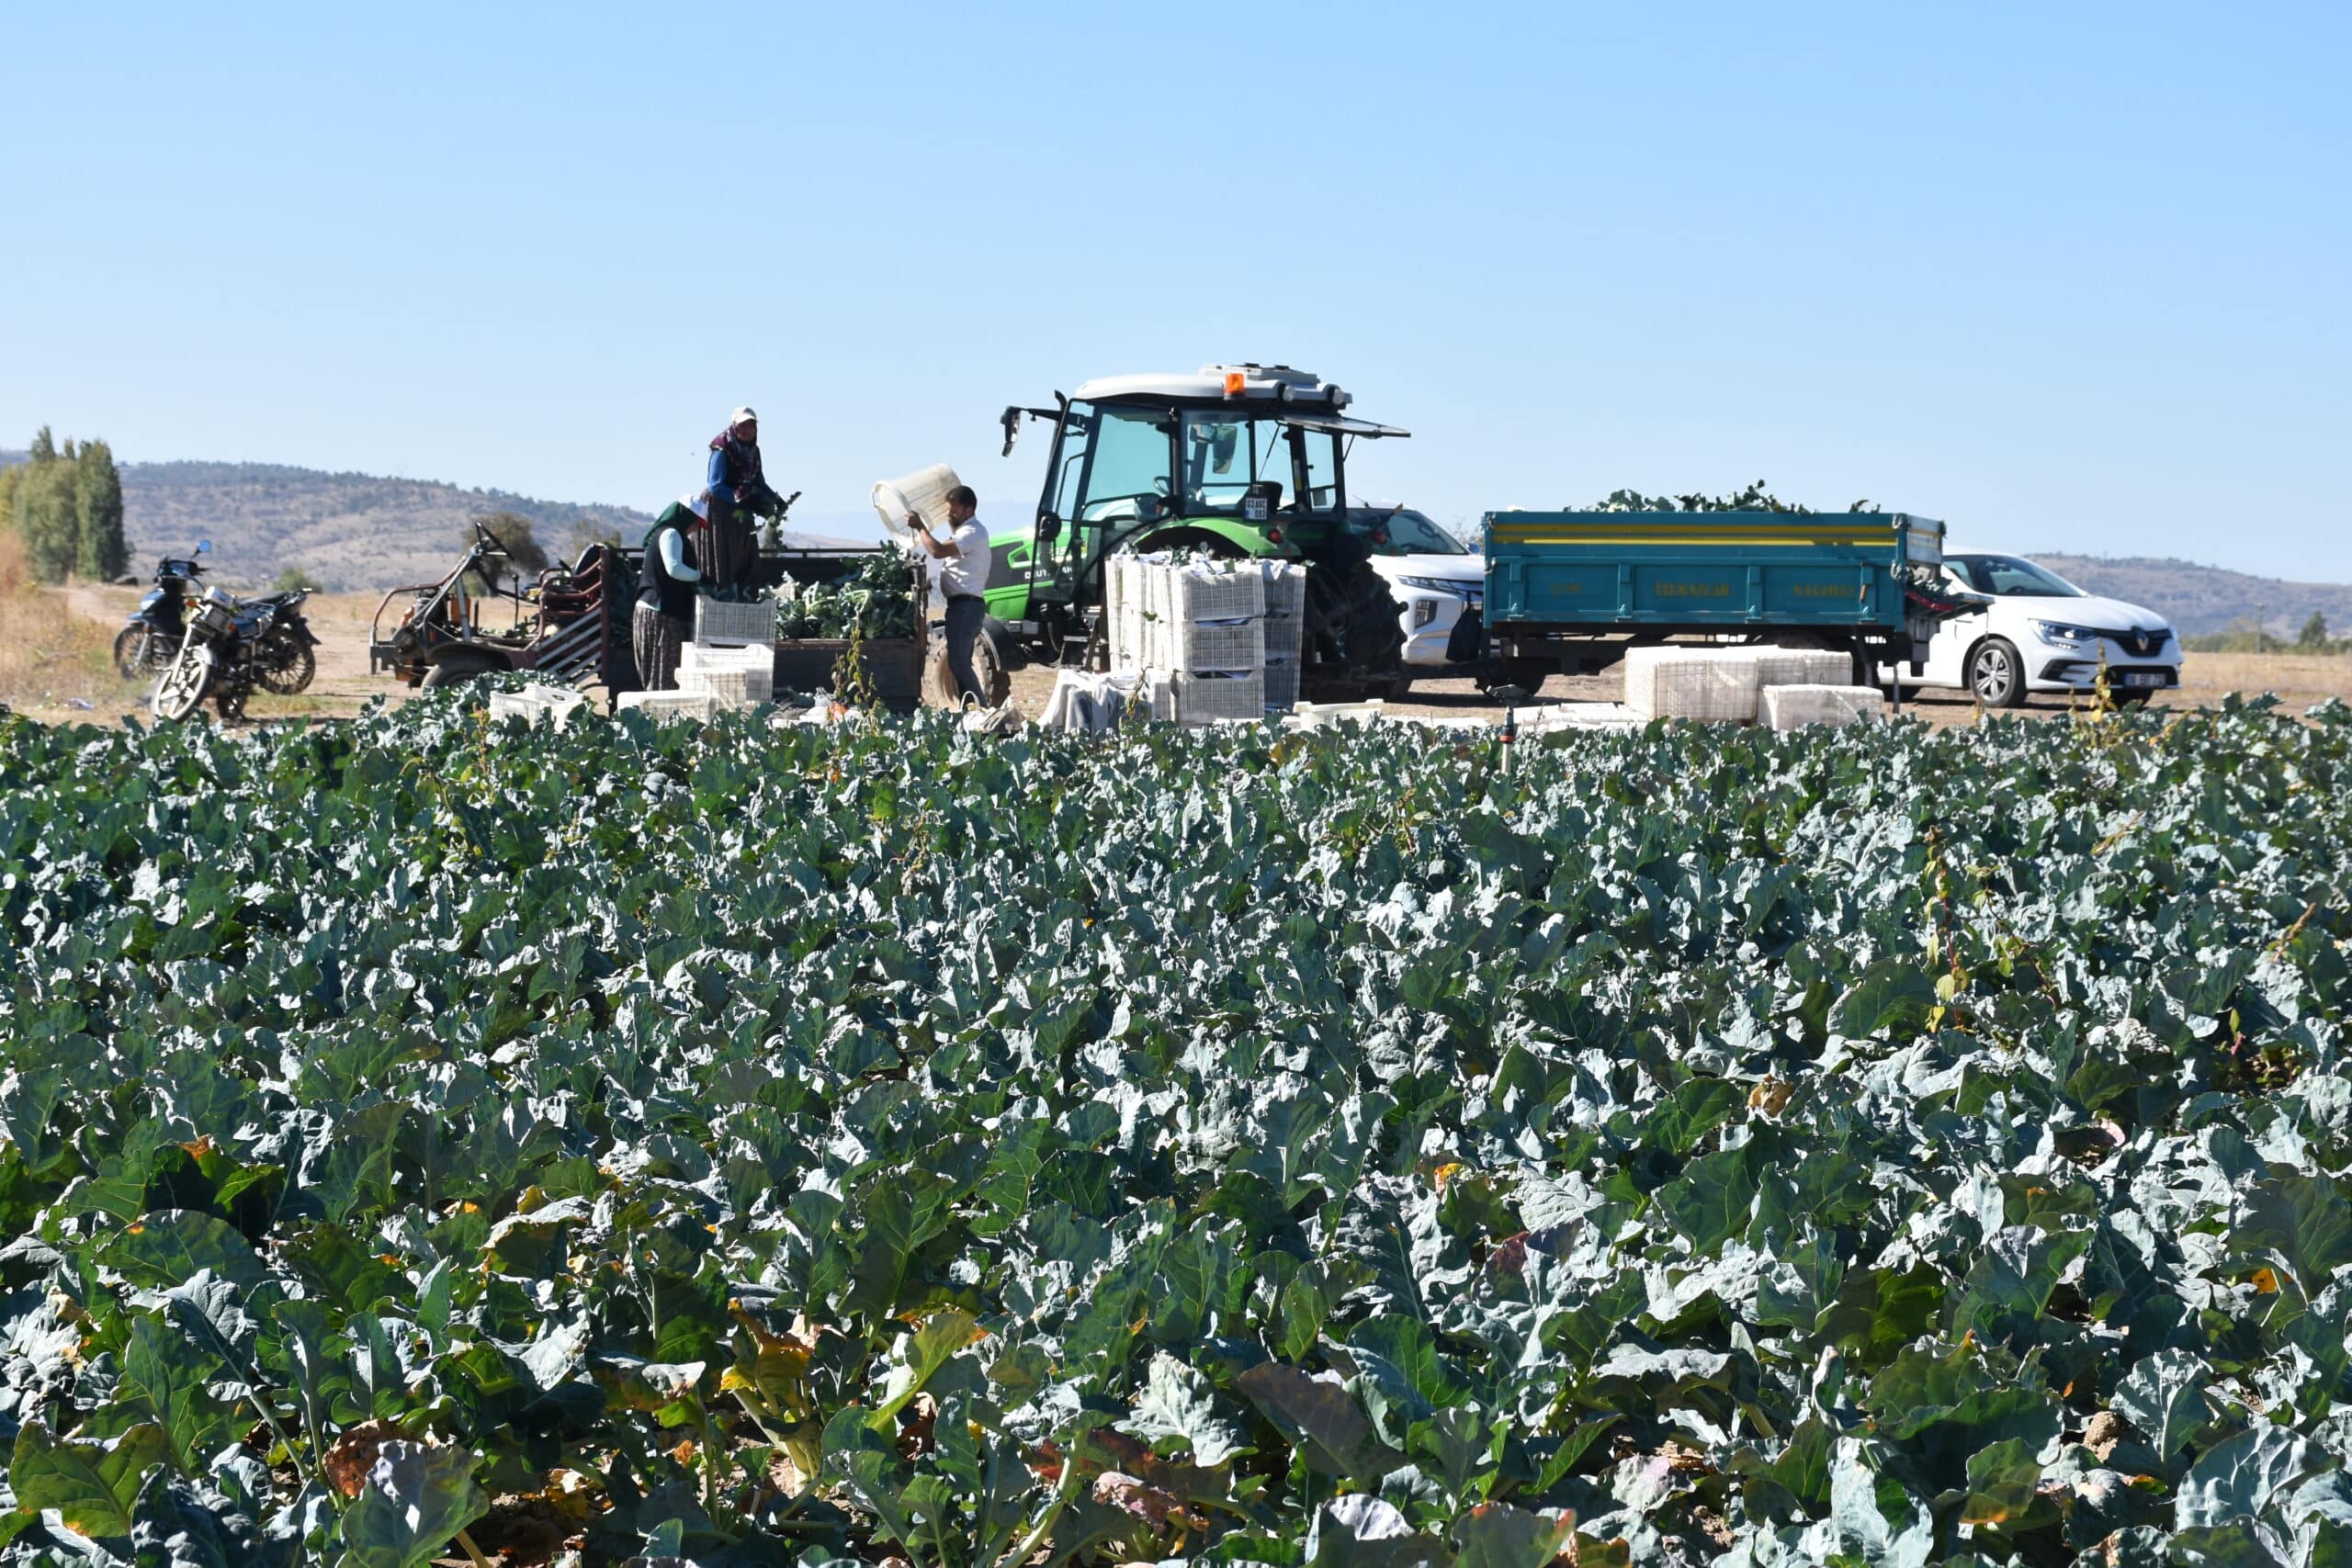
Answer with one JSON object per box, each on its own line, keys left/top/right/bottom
{"left": 1000, "top": 365, "right": 1408, "bottom": 658}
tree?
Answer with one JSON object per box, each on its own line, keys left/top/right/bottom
{"left": 567, "top": 516, "right": 626, "bottom": 559}
{"left": 274, "top": 565, "right": 322, "bottom": 592}
{"left": 2299, "top": 611, "right": 2329, "bottom": 650}
{"left": 28, "top": 427, "right": 55, "bottom": 464}
{"left": 0, "top": 463, "right": 20, "bottom": 558}
{"left": 12, "top": 457, "right": 81, "bottom": 581}
{"left": 467, "top": 511, "right": 548, "bottom": 578}
{"left": 74, "top": 440, "right": 127, "bottom": 581}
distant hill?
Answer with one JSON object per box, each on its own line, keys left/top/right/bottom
{"left": 0, "top": 451, "right": 854, "bottom": 591}
{"left": 2032, "top": 555, "right": 2352, "bottom": 638}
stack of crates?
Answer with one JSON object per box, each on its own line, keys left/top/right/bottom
{"left": 1105, "top": 556, "right": 1271, "bottom": 723}
{"left": 1261, "top": 562, "right": 1305, "bottom": 711}
{"left": 675, "top": 596, "right": 779, "bottom": 710}
{"left": 1165, "top": 562, "right": 1264, "bottom": 723}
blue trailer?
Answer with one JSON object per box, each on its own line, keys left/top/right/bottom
{"left": 1479, "top": 510, "right": 1972, "bottom": 687}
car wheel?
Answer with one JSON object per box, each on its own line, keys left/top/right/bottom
{"left": 1968, "top": 638, "right": 2026, "bottom": 708}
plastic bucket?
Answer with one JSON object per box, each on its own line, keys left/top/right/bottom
{"left": 871, "top": 464, "right": 963, "bottom": 541}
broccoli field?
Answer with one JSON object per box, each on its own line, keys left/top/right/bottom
{"left": 3, "top": 697, "right": 2351, "bottom": 1567}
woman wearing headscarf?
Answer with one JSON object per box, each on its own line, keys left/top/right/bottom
{"left": 704, "top": 406, "right": 786, "bottom": 592}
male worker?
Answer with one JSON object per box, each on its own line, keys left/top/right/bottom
{"left": 632, "top": 499, "right": 703, "bottom": 691}
{"left": 705, "top": 406, "right": 787, "bottom": 591}
{"left": 906, "top": 486, "right": 990, "bottom": 705}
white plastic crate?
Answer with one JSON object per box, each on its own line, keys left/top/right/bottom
{"left": 1261, "top": 560, "right": 1306, "bottom": 621}
{"left": 679, "top": 642, "right": 775, "bottom": 676}
{"left": 1622, "top": 646, "right": 1763, "bottom": 722}
{"left": 1136, "top": 669, "right": 1180, "bottom": 723}
{"left": 488, "top": 685, "right": 589, "bottom": 732}
{"left": 679, "top": 667, "right": 773, "bottom": 705}
{"left": 1745, "top": 647, "right": 1853, "bottom": 690}
{"left": 1174, "top": 619, "right": 1265, "bottom": 672}
{"left": 1263, "top": 613, "right": 1304, "bottom": 661}
{"left": 616, "top": 691, "right": 721, "bottom": 723}
{"left": 1170, "top": 566, "right": 1263, "bottom": 624}
{"left": 1174, "top": 670, "right": 1263, "bottom": 724}
{"left": 693, "top": 596, "right": 777, "bottom": 649}
{"left": 1262, "top": 661, "right": 1300, "bottom": 712}
{"left": 1761, "top": 684, "right": 1888, "bottom": 730}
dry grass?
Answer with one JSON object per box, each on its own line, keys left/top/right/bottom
{"left": 0, "top": 532, "right": 144, "bottom": 719}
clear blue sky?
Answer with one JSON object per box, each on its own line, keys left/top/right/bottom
{"left": 3, "top": 4, "right": 2345, "bottom": 576}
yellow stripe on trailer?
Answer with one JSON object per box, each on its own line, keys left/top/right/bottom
{"left": 1488, "top": 527, "right": 1895, "bottom": 547}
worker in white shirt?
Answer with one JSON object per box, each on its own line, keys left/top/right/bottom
{"left": 905, "top": 486, "right": 991, "bottom": 705}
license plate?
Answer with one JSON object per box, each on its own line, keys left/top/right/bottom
{"left": 2120, "top": 671, "right": 2165, "bottom": 688}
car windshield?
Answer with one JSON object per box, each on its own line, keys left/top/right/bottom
{"left": 1352, "top": 508, "right": 1466, "bottom": 555}
{"left": 1951, "top": 554, "right": 2083, "bottom": 598}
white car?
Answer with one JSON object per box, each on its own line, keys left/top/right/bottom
{"left": 1890, "top": 551, "right": 2182, "bottom": 706}
{"left": 1351, "top": 506, "right": 1487, "bottom": 678}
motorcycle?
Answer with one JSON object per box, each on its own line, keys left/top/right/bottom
{"left": 118, "top": 541, "right": 322, "bottom": 695}
{"left": 150, "top": 584, "right": 313, "bottom": 721}
{"left": 114, "top": 542, "right": 210, "bottom": 678}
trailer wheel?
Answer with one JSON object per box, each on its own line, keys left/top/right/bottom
{"left": 1480, "top": 656, "right": 1554, "bottom": 696}
{"left": 422, "top": 652, "right": 505, "bottom": 691}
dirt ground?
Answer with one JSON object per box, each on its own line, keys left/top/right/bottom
{"left": 17, "top": 583, "right": 2352, "bottom": 733}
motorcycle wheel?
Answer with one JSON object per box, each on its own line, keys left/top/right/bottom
{"left": 112, "top": 626, "right": 163, "bottom": 679}
{"left": 254, "top": 634, "right": 317, "bottom": 694}
{"left": 150, "top": 647, "right": 210, "bottom": 722}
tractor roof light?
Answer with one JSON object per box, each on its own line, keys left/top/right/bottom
{"left": 1223, "top": 370, "right": 1247, "bottom": 398}
{"left": 1329, "top": 386, "right": 1351, "bottom": 409}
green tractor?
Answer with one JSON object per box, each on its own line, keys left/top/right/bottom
{"left": 967, "top": 364, "right": 1410, "bottom": 700}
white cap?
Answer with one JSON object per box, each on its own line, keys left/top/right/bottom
{"left": 729, "top": 406, "right": 758, "bottom": 428}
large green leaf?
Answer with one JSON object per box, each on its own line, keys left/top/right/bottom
{"left": 335, "top": 1440, "right": 487, "bottom": 1568}
{"left": 10, "top": 1420, "right": 169, "bottom": 1540}
{"left": 1125, "top": 1351, "right": 1252, "bottom": 1467}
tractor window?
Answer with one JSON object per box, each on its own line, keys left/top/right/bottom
{"left": 1182, "top": 414, "right": 1283, "bottom": 511}
{"left": 1295, "top": 430, "right": 1340, "bottom": 512}
{"left": 1077, "top": 406, "right": 1173, "bottom": 525}
{"left": 1180, "top": 414, "right": 1342, "bottom": 516}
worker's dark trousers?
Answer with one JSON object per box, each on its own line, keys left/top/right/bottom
{"left": 631, "top": 604, "right": 687, "bottom": 692}
{"left": 704, "top": 504, "right": 754, "bottom": 592}
{"left": 944, "top": 594, "right": 986, "bottom": 705}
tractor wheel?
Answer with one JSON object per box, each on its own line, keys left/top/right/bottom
{"left": 1303, "top": 557, "right": 1405, "bottom": 700}
{"left": 925, "top": 626, "right": 1012, "bottom": 709}
{"left": 422, "top": 653, "right": 504, "bottom": 691}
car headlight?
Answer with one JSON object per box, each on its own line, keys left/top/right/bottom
{"left": 2032, "top": 620, "right": 2098, "bottom": 643}
{"left": 1397, "top": 576, "right": 1475, "bottom": 595}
